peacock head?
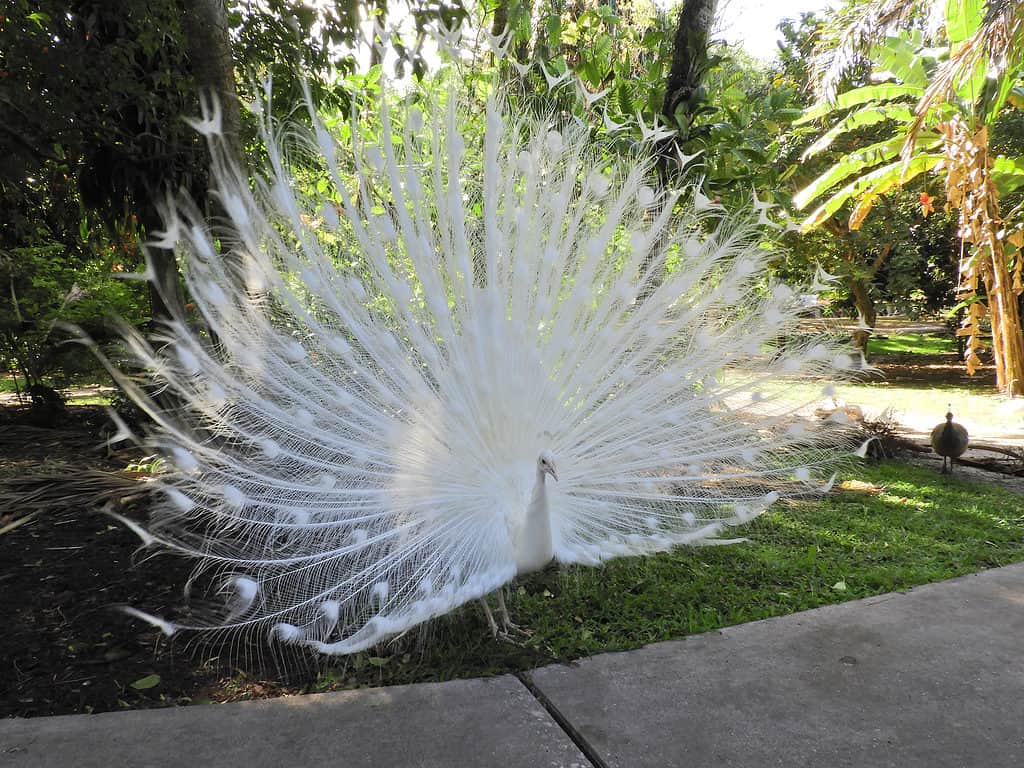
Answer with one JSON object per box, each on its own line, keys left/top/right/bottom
{"left": 537, "top": 450, "right": 559, "bottom": 482}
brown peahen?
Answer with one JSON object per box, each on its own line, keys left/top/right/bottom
{"left": 931, "top": 408, "right": 969, "bottom": 474}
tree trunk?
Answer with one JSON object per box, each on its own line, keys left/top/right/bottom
{"left": 139, "top": 207, "right": 185, "bottom": 329}
{"left": 986, "top": 244, "right": 1024, "bottom": 395}
{"left": 180, "top": 0, "right": 242, "bottom": 161}
{"left": 149, "top": 0, "right": 240, "bottom": 327}
{"left": 639, "top": 0, "right": 717, "bottom": 301}
{"left": 846, "top": 276, "right": 877, "bottom": 356}
{"left": 941, "top": 118, "right": 1024, "bottom": 396}
{"left": 663, "top": 0, "right": 717, "bottom": 131}
{"left": 491, "top": 0, "right": 509, "bottom": 38}
{"left": 369, "top": 0, "right": 387, "bottom": 69}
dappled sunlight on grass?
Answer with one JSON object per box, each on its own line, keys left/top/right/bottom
{"left": 868, "top": 333, "right": 957, "bottom": 355}
{"left": 64, "top": 394, "right": 115, "bottom": 406}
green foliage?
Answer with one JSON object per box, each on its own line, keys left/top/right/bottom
{"left": 795, "top": 0, "right": 1024, "bottom": 233}
{"left": 0, "top": 2, "right": 169, "bottom": 394}
{"left": 691, "top": 55, "right": 805, "bottom": 206}
{"left": 770, "top": 13, "right": 957, "bottom": 322}
{"left": 508, "top": 0, "right": 675, "bottom": 139}
{"left": 0, "top": 1, "right": 207, "bottom": 217}
{"left": 0, "top": 179, "right": 147, "bottom": 393}
{"left": 0, "top": 0, "right": 994, "bottom": 391}
{"left": 229, "top": 0, "right": 469, "bottom": 107}
{"left": 795, "top": 83, "right": 925, "bottom": 125}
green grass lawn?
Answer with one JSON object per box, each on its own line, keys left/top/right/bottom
{"left": 868, "top": 332, "right": 957, "bottom": 355}
{"left": 303, "top": 460, "right": 1024, "bottom": 691}
{"left": 64, "top": 393, "right": 115, "bottom": 406}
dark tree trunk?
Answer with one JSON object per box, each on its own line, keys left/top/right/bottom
{"left": 846, "top": 276, "right": 877, "bottom": 356}
{"left": 491, "top": 0, "right": 509, "bottom": 38}
{"left": 180, "top": 0, "right": 242, "bottom": 161}
{"left": 639, "top": 0, "right": 717, "bottom": 302}
{"left": 662, "top": 0, "right": 717, "bottom": 130}
{"left": 369, "top": 0, "right": 388, "bottom": 69}
{"left": 142, "top": 0, "right": 240, "bottom": 326}
{"left": 138, "top": 206, "right": 185, "bottom": 329}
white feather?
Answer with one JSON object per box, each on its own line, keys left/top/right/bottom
{"left": 113, "top": 84, "right": 854, "bottom": 655}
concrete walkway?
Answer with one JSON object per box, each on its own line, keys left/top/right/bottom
{"left": 4, "top": 565, "right": 1024, "bottom": 768}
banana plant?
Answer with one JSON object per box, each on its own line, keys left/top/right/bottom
{"left": 795, "top": 0, "right": 1024, "bottom": 395}
{"left": 793, "top": 31, "right": 946, "bottom": 231}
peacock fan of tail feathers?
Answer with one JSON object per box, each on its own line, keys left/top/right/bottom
{"left": 95, "top": 77, "right": 860, "bottom": 656}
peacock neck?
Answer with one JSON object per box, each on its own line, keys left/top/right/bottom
{"left": 528, "top": 466, "right": 552, "bottom": 540}
{"left": 514, "top": 467, "right": 554, "bottom": 575}
{"left": 531, "top": 466, "right": 550, "bottom": 509}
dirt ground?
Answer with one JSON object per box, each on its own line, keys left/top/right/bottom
{"left": 0, "top": 407, "right": 317, "bottom": 718}
{"left": 1, "top": 351, "right": 1022, "bottom": 718}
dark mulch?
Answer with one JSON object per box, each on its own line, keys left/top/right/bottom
{"left": 0, "top": 407, "right": 548, "bottom": 718}
{"left": 0, "top": 407, "right": 309, "bottom": 718}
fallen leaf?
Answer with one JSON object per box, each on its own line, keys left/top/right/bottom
{"left": 130, "top": 674, "right": 161, "bottom": 690}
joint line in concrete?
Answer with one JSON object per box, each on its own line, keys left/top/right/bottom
{"left": 515, "top": 671, "right": 608, "bottom": 768}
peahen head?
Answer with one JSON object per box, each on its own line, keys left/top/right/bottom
{"left": 537, "top": 450, "right": 559, "bottom": 482}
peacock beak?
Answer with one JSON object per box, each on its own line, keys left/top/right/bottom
{"left": 546, "top": 465, "right": 559, "bottom": 482}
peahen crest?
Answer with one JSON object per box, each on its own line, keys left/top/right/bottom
{"left": 101, "top": 70, "right": 856, "bottom": 655}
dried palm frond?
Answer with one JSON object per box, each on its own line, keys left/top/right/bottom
{"left": 0, "top": 469, "right": 153, "bottom": 519}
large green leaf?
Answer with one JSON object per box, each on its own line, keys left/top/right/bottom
{"left": 794, "top": 135, "right": 941, "bottom": 210}
{"left": 872, "top": 35, "right": 929, "bottom": 88}
{"left": 993, "top": 156, "right": 1024, "bottom": 196}
{"left": 985, "top": 74, "right": 1020, "bottom": 123}
{"left": 945, "top": 0, "right": 983, "bottom": 47}
{"left": 800, "top": 153, "right": 944, "bottom": 231}
{"left": 801, "top": 104, "right": 915, "bottom": 160}
{"left": 795, "top": 138, "right": 905, "bottom": 209}
{"left": 954, "top": 57, "right": 990, "bottom": 108}
{"left": 796, "top": 84, "right": 924, "bottom": 125}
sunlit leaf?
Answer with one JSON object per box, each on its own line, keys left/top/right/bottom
{"left": 796, "top": 84, "right": 924, "bottom": 125}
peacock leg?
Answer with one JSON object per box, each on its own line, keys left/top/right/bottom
{"left": 496, "top": 589, "right": 512, "bottom": 633}
{"left": 496, "top": 589, "right": 530, "bottom": 636}
{"left": 479, "top": 597, "right": 499, "bottom": 636}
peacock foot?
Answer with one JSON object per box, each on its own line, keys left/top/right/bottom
{"left": 499, "top": 620, "right": 533, "bottom": 639}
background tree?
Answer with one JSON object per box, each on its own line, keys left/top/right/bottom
{"left": 6, "top": 0, "right": 1000, "bottom": 406}
{"left": 0, "top": 0, "right": 467, "bottom": 407}
{"left": 796, "top": 0, "right": 1024, "bottom": 393}
{"left": 772, "top": 14, "right": 958, "bottom": 351}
